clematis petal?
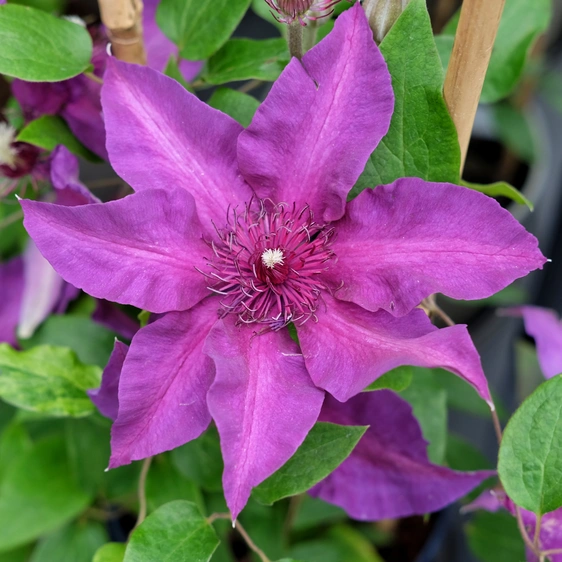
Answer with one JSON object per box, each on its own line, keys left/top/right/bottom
{"left": 310, "top": 392, "right": 495, "bottom": 520}
{"left": 237, "top": 3, "right": 393, "bottom": 223}
{"left": 504, "top": 306, "right": 562, "bottom": 379}
{"left": 92, "top": 301, "right": 139, "bottom": 341}
{"left": 101, "top": 58, "right": 251, "bottom": 232}
{"left": 205, "top": 319, "right": 324, "bottom": 519}
{"left": 88, "top": 340, "right": 128, "bottom": 421}
{"left": 21, "top": 188, "right": 210, "bottom": 313}
{"left": 298, "top": 294, "right": 491, "bottom": 404}
{"left": 109, "top": 300, "right": 218, "bottom": 467}
{"left": 0, "top": 257, "right": 24, "bottom": 346}
{"left": 322, "top": 179, "right": 546, "bottom": 317}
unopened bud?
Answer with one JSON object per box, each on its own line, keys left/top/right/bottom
{"left": 363, "top": 0, "right": 410, "bottom": 43}
{"left": 265, "top": 0, "right": 344, "bottom": 25}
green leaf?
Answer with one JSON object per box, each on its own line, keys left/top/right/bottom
{"left": 462, "top": 180, "right": 533, "bottom": 210}
{"left": 20, "top": 314, "right": 118, "bottom": 369}
{"left": 466, "top": 511, "right": 525, "bottom": 562}
{"left": 30, "top": 521, "right": 108, "bottom": 562}
{"left": 93, "top": 543, "right": 126, "bottom": 562}
{"left": 208, "top": 88, "right": 259, "bottom": 128}
{"left": 172, "top": 426, "right": 224, "bottom": 492}
{"left": 0, "top": 422, "right": 32, "bottom": 482}
{"left": 203, "top": 38, "right": 288, "bottom": 85}
{"left": 0, "top": 544, "right": 34, "bottom": 562}
{"left": 401, "top": 368, "right": 447, "bottom": 465}
{"left": 0, "top": 344, "right": 101, "bottom": 417}
{"left": 493, "top": 102, "right": 536, "bottom": 163}
{"left": 17, "top": 115, "right": 101, "bottom": 162}
{"left": 445, "top": 433, "right": 492, "bottom": 471}
{"left": 156, "top": 0, "right": 252, "bottom": 60}
{"left": 0, "top": 5, "right": 92, "bottom": 81}
{"left": 146, "top": 454, "right": 204, "bottom": 514}
{"left": 442, "top": 0, "right": 552, "bottom": 103}
{"left": 0, "top": 201, "right": 27, "bottom": 260}
{"left": 251, "top": 0, "right": 284, "bottom": 32}
{"left": 0, "top": 435, "right": 91, "bottom": 551}
{"left": 353, "top": 0, "right": 460, "bottom": 197}
{"left": 364, "top": 366, "right": 413, "bottom": 392}
{"left": 498, "top": 375, "right": 562, "bottom": 515}
{"left": 8, "top": 0, "right": 66, "bottom": 14}
{"left": 253, "top": 422, "right": 367, "bottom": 505}
{"left": 124, "top": 501, "right": 219, "bottom": 562}
{"left": 163, "top": 56, "right": 193, "bottom": 90}
{"left": 292, "top": 496, "right": 347, "bottom": 532}
{"left": 514, "top": 340, "right": 544, "bottom": 402}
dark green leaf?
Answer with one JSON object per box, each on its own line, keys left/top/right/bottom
{"left": 493, "top": 102, "right": 536, "bottom": 163}
{"left": 445, "top": 433, "right": 492, "bottom": 472}
{"left": 462, "top": 179, "right": 533, "bottom": 210}
{"left": 0, "top": 422, "right": 32, "bottom": 482}
{"left": 0, "top": 344, "right": 100, "bottom": 417}
{"left": 123, "top": 501, "right": 219, "bottom": 562}
{"left": 93, "top": 543, "right": 126, "bottom": 562}
{"left": 401, "top": 368, "right": 447, "bottom": 465}
{"left": 364, "top": 366, "right": 413, "bottom": 392}
{"left": 239, "top": 500, "right": 287, "bottom": 560}
{"left": 20, "top": 315, "right": 118, "bottom": 368}
{"left": 292, "top": 496, "right": 347, "bottom": 532}
{"left": 0, "top": 544, "right": 34, "bottom": 562}
{"left": 17, "top": 115, "right": 101, "bottom": 162}
{"left": 0, "top": 435, "right": 91, "bottom": 551}
{"left": 0, "top": 5, "right": 92, "bottom": 81}
{"left": 498, "top": 375, "right": 562, "bottom": 515}
{"left": 208, "top": 88, "right": 259, "bottom": 128}
{"left": 8, "top": 0, "right": 66, "bottom": 14}
{"left": 466, "top": 511, "right": 525, "bottom": 562}
{"left": 156, "top": 0, "right": 252, "bottom": 60}
{"left": 353, "top": 0, "right": 460, "bottom": 197}
{"left": 172, "top": 426, "right": 224, "bottom": 492}
{"left": 30, "top": 521, "right": 108, "bottom": 562}
{"left": 253, "top": 422, "right": 367, "bottom": 505}
{"left": 514, "top": 340, "right": 544, "bottom": 403}
{"left": 203, "top": 38, "right": 288, "bottom": 84}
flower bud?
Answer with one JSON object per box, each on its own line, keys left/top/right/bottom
{"left": 264, "top": 0, "right": 344, "bottom": 25}
{"left": 363, "top": 0, "right": 410, "bottom": 43}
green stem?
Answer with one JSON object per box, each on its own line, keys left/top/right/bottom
{"left": 287, "top": 21, "right": 304, "bottom": 60}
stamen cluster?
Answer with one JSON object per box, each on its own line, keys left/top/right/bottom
{"left": 205, "top": 201, "right": 335, "bottom": 330}
{"left": 264, "top": 0, "right": 343, "bottom": 25}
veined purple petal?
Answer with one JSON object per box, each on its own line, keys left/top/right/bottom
{"left": 21, "top": 188, "right": 210, "bottom": 314}
{"left": 143, "top": 0, "right": 203, "bottom": 81}
{"left": 101, "top": 58, "right": 251, "bottom": 233}
{"left": 504, "top": 306, "right": 562, "bottom": 379}
{"left": 109, "top": 301, "right": 217, "bottom": 467}
{"left": 310, "top": 392, "right": 495, "bottom": 520}
{"left": 11, "top": 79, "right": 68, "bottom": 119}
{"left": 92, "top": 301, "right": 139, "bottom": 341}
{"left": 0, "top": 257, "right": 24, "bottom": 346}
{"left": 323, "top": 179, "right": 546, "bottom": 317}
{"left": 205, "top": 319, "right": 324, "bottom": 519}
{"left": 237, "top": 3, "right": 393, "bottom": 223}
{"left": 297, "top": 294, "right": 491, "bottom": 404}
{"left": 88, "top": 340, "right": 128, "bottom": 421}
{"left": 17, "top": 240, "right": 71, "bottom": 340}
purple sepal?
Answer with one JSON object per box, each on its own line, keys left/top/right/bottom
{"left": 0, "top": 257, "right": 24, "bottom": 346}
{"left": 92, "top": 300, "right": 139, "bottom": 341}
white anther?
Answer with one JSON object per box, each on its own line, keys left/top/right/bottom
{"left": 261, "top": 248, "right": 284, "bottom": 269}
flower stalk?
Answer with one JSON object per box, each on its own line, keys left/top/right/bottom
{"left": 443, "top": 0, "right": 506, "bottom": 172}
{"left": 288, "top": 21, "right": 304, "bottom": 59}
{"left": 97, "top": 0, "right": 147, "bottom": 65}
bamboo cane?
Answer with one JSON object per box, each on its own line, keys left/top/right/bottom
{"left": 98, "top": 0, "right": 146, "bottom": 65}
{"left": 443, "top": 0, "right": 506, "bottom": 172}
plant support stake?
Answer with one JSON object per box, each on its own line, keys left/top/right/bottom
{"left": 443, "top": 0, "right": 506, "bottom": 172}
{"left": 98, "top": 0, "right": 147, "bottom": 65}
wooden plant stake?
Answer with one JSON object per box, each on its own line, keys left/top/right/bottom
{"left": 98, "top": 0, "right": 147, "bottom": 65}
{"left": 443, "top": 0, "right": 506, "bottom": 172}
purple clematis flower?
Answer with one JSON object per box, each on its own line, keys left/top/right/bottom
{"left": 12, "top": 0, "right": 201, "bottom": 160}
{"left": 504, "top": 306, "right": 562, "bottom": 379}
{"left": 21, "top": 5, "right": 545, "bottom": 518}
{"left": 310, "top": 391, "right": 495, "bottom": 519}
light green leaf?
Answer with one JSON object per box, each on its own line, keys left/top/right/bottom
{"left": 17, "top": 115, "right": 101, "bottom": 162}
{"left": 466, "top": 511, "right": 525, "bottom": 562}
{"left": 0, "top": 435, "right": 91, "bottom": 551}
{"left": 8, "top": 0, "right": 66, "bottom": 14}
{"left": 364, "top": 366, "right": 413, "bottom": 392}
{"left": 30, "top": 521, "right": 107, "bottom": 562}
{"left": 172, "top": 426, "right": 224, "bottom": 492}
{"left": 442, "top": 0, "right": 552, "bottom": 103}
{"left": 156, "top": 0, "right": 252, "bottom": 60}
{"left": 401, "top": 368, "right": 448, "bottom": 465}
{"left": 353, "top": 0, "right": 460, "bottom": 197}
{"left": 253, "top": 422, "right": 367, "bottom": 505}
{"left": 124, "top": 501, "right": 219, "bottom": 562}
{"left": 93, "top": 543, "right": 126, "bottom": 562}
{"left": 498, "top": 375, "right": 562, "bottom": 515}
{"left": 0, "top": 4, "right": 92, "bottom": 81}
{"left": 0, "top": 344, "right": 100, "bottom": 417}
{"left": 203, "top": 38, "right": 288, "bottom": 85}
{"left": 208, "top": 88, "right": 259, "bottom": 128}
{"left": 462, "top": 180, "right": 533, "bottom": 210}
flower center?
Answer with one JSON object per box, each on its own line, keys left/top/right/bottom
{"left": 204, "top": 201, "right": 335, "bottom": 330}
